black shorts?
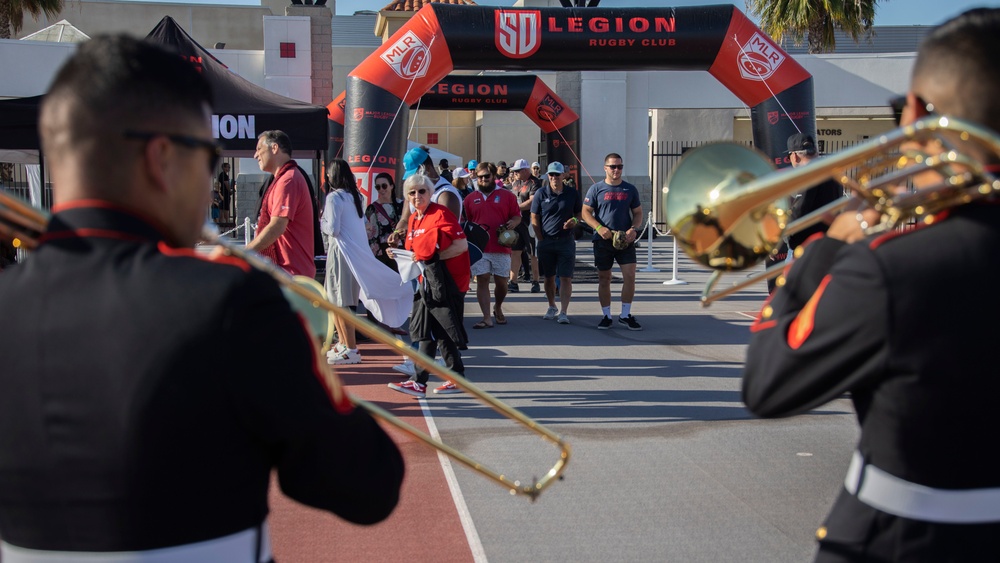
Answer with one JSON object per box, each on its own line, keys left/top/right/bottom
{"left": 510, "top": 221, "right": 535, "bottom": 253}
{"left": 537, "top": 236, "right": 575, "bottom": 278}
{"left": 593, "top": 238, "right": 636, "bottom": 271}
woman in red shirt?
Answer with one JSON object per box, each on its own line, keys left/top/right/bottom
{"left": 387, "top": 174, "right": 470, "bottom": 398}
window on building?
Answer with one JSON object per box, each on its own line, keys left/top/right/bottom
{"left": 279, "top": 42, "right": 296, "bottom": 58}
{"left": 426, "top": 133, "right": 439, "bottom": 145}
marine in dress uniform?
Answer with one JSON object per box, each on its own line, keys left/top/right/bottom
{"left": 0, "top": 35, "right": 403, "bottom": 562}
{"left": 742, "top": 9, "right": 1000, "bottom": 561}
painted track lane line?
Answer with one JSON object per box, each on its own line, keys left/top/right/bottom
{"left": 418, "top": 397, "right": 489, "bottom": 563}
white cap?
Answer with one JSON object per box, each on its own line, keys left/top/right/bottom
{"left": 531, "top": 161, "right": 541, "bottom": 169}
{"left": 454, "top": 167, "right": 471, "bottom": 179}
{"left": 511, "top": 158, "right": 530, "bottom": 171}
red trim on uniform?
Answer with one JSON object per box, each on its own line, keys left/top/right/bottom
{"left": 156, "top": 241, "right": 252, "bottom": 272}
{"left": 295, "top": 314, "right": 355, "bottom": 416}
{"left": 801, "top": 231, "right": 825, "bottom": 247}
{"left": 868, "top": 218, "right": 929, "bottom": 250}
{"left": 706, "top": 8, "right": 811, "bottom": 107}
{"left": 750, "top": 319, "right": 777, "bottom": 333}
{"left": 786, "top": 274, "right": 832, "bottom": 350}
{"left": 51, "top": 199, "right": 126, "bottom": 213}
{"left": 51, "top": 199, "right": 172, "bottom": 239}
{"left": 39, "top": 228, "right": 149, "bottom": 244}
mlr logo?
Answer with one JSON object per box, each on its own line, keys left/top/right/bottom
{"left": 536, "top": 93, "right": 564, "bottom": 122}
{"left": 381, "top": 31, "right": 430, "bottom": 80}
{"left": 737, "top": 32, "right": 786, "bottom": 81}
{"left": 496, "top": 10, "right": 541, "bottom": 59}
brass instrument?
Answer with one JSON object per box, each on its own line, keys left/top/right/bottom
{"left": 663, "top": 116, "right": 1000, "bottom": 306}
{"left": 0, "top": 192, "right": 570, "bottom": 501}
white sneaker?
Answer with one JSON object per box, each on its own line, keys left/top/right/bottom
{"left": 392, "top": 360, "right": 416, "bottom": 377}
{"left": 329, "top": 348, "right": 362, "bottom": 365}
{"left": 557, "top": 312, "right": 570, "bottom": 324}
{"left": 543, "top": 306, "right": 558, "bottom": 320}
{"left": 326, "top": 342, "right": 347, "bottom": 360}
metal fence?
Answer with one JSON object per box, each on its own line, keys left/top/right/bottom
{"left": 649, "top": 138, "right": 908, "bottom": 232}
{"left": 0, "top": 162, "right": 53, "bottom": 210}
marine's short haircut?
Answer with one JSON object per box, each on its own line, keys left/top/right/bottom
{"left": 40, "top": 35, "right": 213, "bottom": 190}
{"left": 604, "top": 153, "right": 623, "bottom": 164}
{"left": 914, "top": 8, "right": 1000, "bottom": 132}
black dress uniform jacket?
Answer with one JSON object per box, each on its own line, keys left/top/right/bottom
{"left": 743, "top": 202, "right": 1000, "bottom": 561}
{"left": 0, "top": 205, "right": 403, "bottom": 553}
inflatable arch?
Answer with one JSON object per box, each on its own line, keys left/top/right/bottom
{"left": 340, "top": 4, "right": 814, "bottom": 201}
{"left": 327, "top": 74, "right": 581, "bottom": 188}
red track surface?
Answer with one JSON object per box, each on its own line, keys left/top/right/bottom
{"left": 268, "top": 342, "right": 475, "bottom": 563}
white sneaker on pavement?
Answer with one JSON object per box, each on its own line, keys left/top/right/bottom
{"left": 329, "top": 348, "right": 362, "bottom": 365}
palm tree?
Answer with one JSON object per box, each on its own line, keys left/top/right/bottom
{"left": 0, "top": 0, "right": 63, "bottom": 40}
{"left": 746, "top": 0, "right": 880, "bottom": 54}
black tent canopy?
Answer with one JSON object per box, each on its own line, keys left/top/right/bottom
{"left": 0, "top": 16, "right": 328, "bottom": 158}
{"left": 146, "top": 16, "right": 328, "bottom": 154}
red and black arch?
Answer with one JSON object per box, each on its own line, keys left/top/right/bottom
{"left": 327, "top": 75, "right": 580, "bottom": 191}
{"left": 338, "top": 4, "right": 813, "bottom": 200}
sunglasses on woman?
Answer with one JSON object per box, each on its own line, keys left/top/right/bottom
{"left": 406, "top": 189, "right": 428, "bottom": 197}
{"left": 375, "top": 183, "right": 391, "bottom": 190}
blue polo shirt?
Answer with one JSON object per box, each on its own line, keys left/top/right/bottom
{"left": 583, "top": 180, "right": 641, "bottom": 240}
{"left": 531, "top": 184, "right": 582, "bottom": 238}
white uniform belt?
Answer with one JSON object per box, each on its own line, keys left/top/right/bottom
{"left": 0, "top": 520, "right": 272, "bottom": 563}
{"left": 845, "top": 451, "right": 1000, "bottom": 523}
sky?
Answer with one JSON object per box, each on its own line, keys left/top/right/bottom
{"left": 151, "top": 0, "right": 1000, "bottom": 27}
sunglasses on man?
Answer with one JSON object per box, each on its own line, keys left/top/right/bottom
{"left": 889, "top": 95, "right": 935, "bottom": 127}
{"left": 125, "top": 130, "right": 223, "bottom": 172}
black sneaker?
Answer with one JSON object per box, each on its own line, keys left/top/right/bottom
{"left": 509, "top": 282, "right": 520, "bottom": 293}
{"left": 530, "top": 282, "right": 540, "bottom": 293}
{"left": 618, "top": 315, "right": 643, "bottom": 331}
{"left": 597, "top": 316, "right": 613, "bottom": 330}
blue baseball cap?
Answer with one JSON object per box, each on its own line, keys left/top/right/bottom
{"left": 467, "top": 159, "right": 478, "bottom": 171}
{"left": 403, "top": 146, "right": 430, "bottom": 180}
{"left": 546, "top": 162, "right": 565, "bottom": 175}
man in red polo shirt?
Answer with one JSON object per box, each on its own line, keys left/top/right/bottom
{"left": 463, "top": 162, "right": 521, "bottom": 329}
{"left": 248, "top": 130, "right": 316, "bottom": 277}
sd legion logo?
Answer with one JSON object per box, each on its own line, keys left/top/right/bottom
{"left": 496, "top": 10, "right": 541, "bottom": 59}
{"left": 381, "top": 31, "right": 430, "bottom": 80}
{"left": 737, "top": 32, "right": 786, "bottom": 81}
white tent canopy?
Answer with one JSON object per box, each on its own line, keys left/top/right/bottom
{"left": 406, "top": 141, "right": 463, "bottom": 169}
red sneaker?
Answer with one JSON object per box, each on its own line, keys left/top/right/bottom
{"left": 433, "top": 381, "right": 462, "bottom": 394}
{"left": 388, "top": 380, "right": 426, "bottom": 398}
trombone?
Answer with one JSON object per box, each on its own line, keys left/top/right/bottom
{"left": 662, "top": 116, "right": 1000, "bottom": 306}
{"left": 0, "top": 191, "right": 570, "bottom": 501}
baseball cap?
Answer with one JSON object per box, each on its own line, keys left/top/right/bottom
{"left": 403, "top": 146, "right": 430, "bottom": 180}
{"left": 497, "top": 161, "right": 508, "bottom": 168}
{"left": 786, "top": 133, "right": 817, "bottom": 155}
{"left": 454, "top": 167, "right": 471, "bottom": 179}
{"left": 531, "top": 161, "right": 540, "bottom": 169}
{"left": 546, "top": 162, "right": 565, "bottom": 175}
{"left": 467, "top": 159, "right": 478, "bottom": 170}
{"left": 511, "top": 158, "right": 530, "bottom": 171}
{"left": 439, "top": 158, "right": 449, "bottom": 167}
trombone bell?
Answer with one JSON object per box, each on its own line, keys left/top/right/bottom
{"left": 663, "top": 143, "right": 788, "bottom": 271}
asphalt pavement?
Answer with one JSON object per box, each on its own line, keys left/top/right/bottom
{"left": 419, "top": 236, "right": 859, "bottom": 563}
